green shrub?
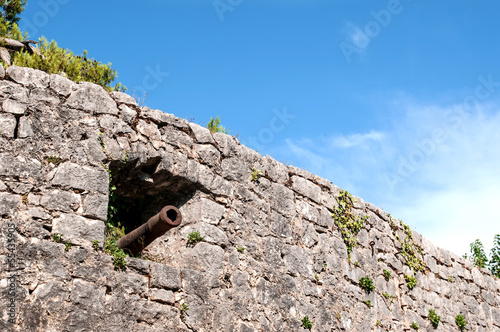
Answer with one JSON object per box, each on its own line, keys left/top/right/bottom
{"left": 92, "top": 240, "right": 100, "bottom": 250}
{"left": 237, "top": 246, "right": 245, "bottom": 253}
{"left": 180, "top": 303, "right": 189, "bottom": 316}
{"left": 64, "top": 242, "right": 72, "bottom": 252}
{"left": 11, "top": 37, "right": 125, "bottom": 91}
{"left": 405, "top": 274, "right": 417, "bottom": 290}
{"left": 207, "top": 116, "right": 229, "bottom": 134}
{"left": 301, "top": 316, "right": 312, "bottom": 330}
{"left": 359, "top": 276, "right": 375, "bottom": 293}
{"left": 428, "top": 309, "right": 440, "bottom": 328}
{"left": 383, "top": 269, "right": 391, "bottom": 281}
{"left": 364, "top": 300, "right": 372, "bottom": 307}
{"left": 410, "top": 321, "right": 419, "bottom": 330}
{"left": 52, "top": 233, "right": 63, "bottom": 243}
{"left": 187, "top": 231, "right": 205, "bottom": 246}
{"left": 105, "top": 236, "right": 128, "bottom": 269}
{"left": 455, "top": 314, "right": 467, "bottom": 331}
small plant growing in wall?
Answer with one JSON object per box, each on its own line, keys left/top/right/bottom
{"left": 52, "top": 233, "right": 63, "bottom": 243}
{"left": 359, "top": 276, "right": 375, "bottom": 293}
{"left": 404, "top": 274, "right": 417, "bottom": 290}
{"left": 105, "top": 237, "right": 128, "bottom": 269}
{"left": 376, "top": 320, "right": 381, "bottom": 327}
{"left": 455, "top": 314, "right": 467, "bottom": 331}
{"left": 363, "top": 300, "right": 372, "bottom": 308}
{"left": 187, "top": 231, "right": 205, "bottom": 246}
{"left": 383, "top": 269, "right": 391, "bottom": 281}
{"left": 251, "top": 167, "right": 262, "bottom": 182}
{"left": 410, "top": 321, "right": 419, "bottom": 330}
{"left": 237, "top": 246, "right": 245, "bottom": 253}
{"left": 92, "top": 240, "right": 100, "bottom": 251}
{"left": 180, "top": 303, "right": 189, "bottom": 316}
{"left": 332, "top": 190, "right": 368, "bottom": 259}
{"left": 428, "top": 309, "right": 440, "bottom": 329}
{"left": 64, "top": 242, "right": 72, "bottom": 252}
{"left": 301, "top": 316, "right": 312, "bottom": 330}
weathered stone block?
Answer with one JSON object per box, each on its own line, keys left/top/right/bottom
{"left": 0, "top": 192, "right": 21, "bottom": 215}
{"left": 82, "top": 193, "right": 108, "bottom": 221}
{"left": 150, "top": 288, "right": 175, "bottom": 304}
{"left": 7, "top": 65, "right": 49, "bottom": 88}
{"left": 189, "top": 122, "right": 214, "bottom": 144}
{"left": 49, "top": 73, "right": 76, "bottom": 97}
{"left": 40, "top": 190, "right": 81, "bottom": 212}
{"left": 0, "top": 80, "right": 29, "bottom": 102}
{"left": 65, "top": 82, "right": 119, "bottom": 115}
{"left": 52, "top": 162, "right": 108, "bottom": 194}
{"left": 110, "top": 91, "right": 138, "bottom": 107}
{"left": 52, "top": 214, "right": 105, "bottom": 245}
{"left": 291, "top": 175, "right": 322, "bottom": 203}
{"left": 2, "top": 98, "right": 26, "bottom": 115}
{"left": 18, "top": 116, "right": 34, "bottom": 138}
{"left": 0, "top": 113, "right": 16, "bottom": 137}
{"left": 150, "top": 262, "right": 181, "bottom": 290}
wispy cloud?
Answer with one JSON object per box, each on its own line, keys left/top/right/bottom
{"left": 280, "top": 100, "right": 500, "bottom": 256}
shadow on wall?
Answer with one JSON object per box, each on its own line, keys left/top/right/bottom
{"left": 109, "top": 156, "right": 202, "bottom": 234}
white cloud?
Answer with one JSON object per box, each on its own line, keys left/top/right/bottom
{"left": 280, "top": 100, "right": 500, "bottom": 257}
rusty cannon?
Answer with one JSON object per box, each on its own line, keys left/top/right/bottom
{"left": 117, "top": 205, "right": 182, "bottom": 256}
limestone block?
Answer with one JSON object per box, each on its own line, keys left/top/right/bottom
{"left": 65, "top": 82, "right": 119, "bottom": 115}
{"left": 2, "top": 98, "right": 26, "bottom": 115}
{"left": 110, "top": 91, "right": 138, "bottom": 107}
{"left": 0, "top": 113, "right": 16, "bottom": 137}
{"left": 150, "top": 262, "right": 181, "bottom": 290}
{"left": 119, "top": 104, "right": 137, "bottom": 124}
{"left": 0, "top": 192, "right": 21, "bottom": 215}
{"left": 193, "top": 144, "right": 221, "bottom": 167}
{"left": 29, "top": 88, "right": 60, "bottom": 106}
{"left": 189, "top": 122, "right": 214, "bottom": 144}
{"left": 7, "top": 65, "right": 49, "bottom": 88}
{"left": 291, "top": 175, "right": 322, "bottom": 204}
{"left": 52, "top": 213, "right": 105, "bottom": 245}
{"left": 18, "top": 116, "right": 34, "bottom": 138}
{"left": 271, "top": 183, "right": 295, "bottom": 217}
{"left": 0, "top": 80, "right": 29, "bottom": 102}
{"left": 52, "top": 162, "right": 108, "bottom": 194}
{"left": 212, "top": 131, "right": 241, "bottom": 157}
{"left": 141, "top": 108, "right": 188, "bottom": 128}
{"left": 82, "top": 193, "right": 108, "bottom": 221}
{"left": 150, "top": 288, "right": 175, "bottom": 304}
{"left": 180, "top": 222, "right": 228, "bottom": 247}
{"left": 99, "top": 114, "right": 133, "bottom": 135}
{"left": 49, "top": 73, "right": 76, "bottom": 97}
{"left": 40, "top": 190, "right": 81, "bottom": 212}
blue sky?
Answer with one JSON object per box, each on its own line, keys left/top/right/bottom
{"left": 20, "top": 0, "right": 500, "bottom": 257}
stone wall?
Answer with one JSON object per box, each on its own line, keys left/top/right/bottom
{"left": 0, "top": 65, "right": 499, "bottom": 332}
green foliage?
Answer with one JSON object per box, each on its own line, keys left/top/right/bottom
{"left": 428, "top": 309, "right": 440, "bottom": 329}
{"left": 359, "top": 276, "right": 375, "bottom": 293}
{"left": 489, "top": 234, "right": 500, "bottom": 278}
{"left": 332, "top": 190, "right": 368, "bottom": 257}
{"left": 92, "top": 240, "right": 100, "bottom": 250}
{"left": 64, "top": 242, "right": 72, "bottom": 252}
{"left": 376, "top": 320, "right": 381, "bottom": 327}
{"left": 43, "top": 155, "right": 65, "bottom": 166}
{"left": 404, "top": 274, "right": 417, "bottom": 290}
{"left": 390, "top": 217, "right": 425, "bottom": 272}
{"left": 363, "top": 300, "right": 372, "bottom": 307}
{"left": 12, "top": 37, "right": 125, "bottom": 91}
{"left": 301, "top": 316, "right": 312, "bottom": 330}
{"left": 105, "top": 236, "right": 128, "bottom": 269}
{"left": 469, "top": 239, "right": 488, "bottom": 269}
{"left": 237, "top": 246, "right": 245, "bottom": 253}
{"left": 354, "top": 261, "right": 359, "bottom": 267}
{"left": 455, "top": 314, "right": 467, "bottom": 331}
{"left": 207, "top": 116, "right": 229, "bottom": 134}
{"left": 383, "top": 269, "right": 391, "bottom": 281}
{"left": 0, "top": 0, "right": 26, "bottom": 39}
{"left": 180, "top": 303, "right": 189, "bottom": 316}
{"left": 448, "top": 276, "right": 454, "bottom": 283}
{"left": 251, "top": 167, "right": 262, "bottom": 182}
{"left": 410, "top": 321, "right": 419, "bottom": 330}
{"left": 187, "top": 231, "right": 205, "bottom": 246}
{"left": 52, "top": 233, "right": 63, "bottom": 243}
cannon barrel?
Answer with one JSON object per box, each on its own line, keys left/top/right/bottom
{"left": 117, "top": 205, "right": 182, "bottom": 256}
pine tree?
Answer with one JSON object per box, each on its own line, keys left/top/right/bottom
{"left": 0, "top": 0, "right": 26, "bottom": 39}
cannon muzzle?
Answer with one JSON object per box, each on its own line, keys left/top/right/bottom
{"left": 117, "top": 205, "right": 182, "bottom": 256}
